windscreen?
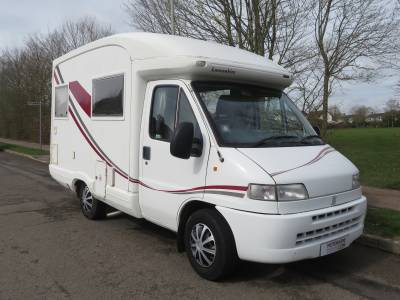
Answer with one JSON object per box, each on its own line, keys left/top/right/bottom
{"left": 192, "top": 82, "right": 324, "bottom": 148}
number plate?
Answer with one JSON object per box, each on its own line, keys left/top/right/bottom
{"left": 320, "top": 236, "right": 347, "bottom": 256}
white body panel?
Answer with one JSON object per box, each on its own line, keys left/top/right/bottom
{"left": 139, "top": 80, "right": 211, "bottom": 230}
{"left": 218, "top": 196, "right": 366, "bottom": 263}
{"left": 238, "top": 145, "right": 358, "bottom": 198}
{"left": 50, "top": 33, "right": 366, "bottom": 264}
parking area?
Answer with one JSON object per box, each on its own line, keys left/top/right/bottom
{"left": 1, "top": 151, "right": 400, "bottom": 299}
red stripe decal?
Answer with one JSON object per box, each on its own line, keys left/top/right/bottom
{"left": 164, "top": 185, "right": 248, "bottom": 193}
{"left": 54, "top": 71, "right": 59, "bottom": 85}
{"left": 271, "top": 146, "right": 335, "bottom": 176}
{"left": 69, "top": 105, "right": 247, "bottom": 194}
{"left": 69, "top": 108, "right": 109, "bottom": 165}
{"left": 69, "top": 81, "right": 92, "bottom": 117}
{"left": 130, "top": 181, "right": 248, "bottom": 193}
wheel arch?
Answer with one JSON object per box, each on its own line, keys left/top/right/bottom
{"left": 176, "top": 200, "right": 215, "bottom": 252}
{"left": 72, "top": 178, "right": 86, "bottom": 198}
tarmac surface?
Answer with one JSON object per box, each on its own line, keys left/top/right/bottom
{"left": 1, "top": 151, "right": 400, "bottom": 299}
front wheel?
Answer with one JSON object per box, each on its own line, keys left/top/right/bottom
{"left": 184, "top": 208, "right": 238, "bottom": 281}
{"left": 79, "top": 184, "right": 108, "bottom": 220}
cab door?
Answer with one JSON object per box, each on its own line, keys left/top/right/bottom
{"left": 139, "top": 80, "right": 210, "bottom": 230}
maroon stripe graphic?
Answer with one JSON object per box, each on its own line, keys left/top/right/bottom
{"left": 132, "top": 181, "right": 247, "bottom": 193}
{"left": 54, "top": 71, "right": 59, "bottom": 85}
{"left": 69, "top": 105, "right": 247, "bottom": 194}
{"left": 69, "top": 98, "right": 129, "bottom": 178}
{"left": 69, "top": 108, "right": 109, "bottom": 165}
{"left": 56, "top": 66, "right": 64, "bottom": 83}
{"left": 70, "top": 107, "right": 131, "bottom": 182}
{"left": 161, "top": 185, "right": 248, "bottom": 193}
{"left": 271, "top": 146, "right": 335, "bottom": 176}
{"left": 69, "top": 81, "right": 92, "bottom": 117}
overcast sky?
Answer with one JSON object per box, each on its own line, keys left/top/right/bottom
{"left": 0, "top": 0, "right": 398, "bottom": 113}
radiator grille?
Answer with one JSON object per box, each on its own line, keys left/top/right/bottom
{"left": 296, "top": 216, "right": 361, "bottom": 246}
{"left": 312, "top": 205, "right": 355, "bottom": 222}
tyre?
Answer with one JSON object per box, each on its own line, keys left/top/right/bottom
{"left": 184, "top": 208, "right": 238, "bottom": 281}
{"left": 78, "top": 184, "right": 108, "bottom": 220}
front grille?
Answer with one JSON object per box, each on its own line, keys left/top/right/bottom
{"left": 295, "top": 216, "right": 361, "bottom": 246}
{"left": 312, "top": 205, "right": 355, "bottom": 222}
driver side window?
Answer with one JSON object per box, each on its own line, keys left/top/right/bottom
{"left": 149, "top": 86, "right": 178, "bottom": 142}
{"left": 149, "top": 86, "right": 202, "bottom": 155}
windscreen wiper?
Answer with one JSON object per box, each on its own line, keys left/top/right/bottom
{"left": 253, "top": 135, "right": 299, "bottom": 147}
{"left": 300, "top": 135, "right": 324, "bottom": 144}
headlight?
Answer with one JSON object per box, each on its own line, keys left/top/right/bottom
{"left": 277, "top": 184, "right": 308, "bottom": 201}
{"left": 352, "top": 173, "right": 360, "bottom": 189}
{"left": 247, "top": 184, "right": 308, "bottom": 201}
{"left": 247, "top": 184, "right": 276, "bottom": 201}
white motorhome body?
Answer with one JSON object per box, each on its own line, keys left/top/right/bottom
{"left": 50, "top": 33, "right": 367, "bottom": 280}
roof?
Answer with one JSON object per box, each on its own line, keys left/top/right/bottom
{"left": 54, "top": 32, "right": 292, "bottom": 89}
{"left": 55, "top": 32, "right": 289, "bottom": 74}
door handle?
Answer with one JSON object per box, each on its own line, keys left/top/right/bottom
{"left": 143, "top": 146, "right": 151, "bottom": 160}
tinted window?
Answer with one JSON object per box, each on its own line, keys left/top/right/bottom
{"left": 193, "top": 82, "right": 321, "bottom": 147}
{"left": 149, "top": 86, "right": 179, "bottom": 141}
{"left": 284, "top": 100, "right": 304, "bottom": 135}
{"left": 93, "top": 74, "right": 124, "bottom": 116}
{"left": 55, "top": 85, "right": 68, "bottom": 118}
{"left": 261, "top": 97, "right": 283, "bottom": 131}
{"left": 177, "top": 90, "right": 202, "bottom": 147}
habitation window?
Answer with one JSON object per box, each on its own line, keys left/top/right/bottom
{"left": 55, "top": 85, "right": 68, "bottom": 118}
{"left": 92, "top": 74, "right": 124, "bottom": 116}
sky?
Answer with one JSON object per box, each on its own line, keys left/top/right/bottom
{"left": 0, "top": 0, "right": 398, "bottom": 113}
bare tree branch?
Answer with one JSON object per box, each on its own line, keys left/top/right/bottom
{"left": 0, "top": 17, "right": 113, "bottom": 143}
{"left": 312, "top": 0, "right": 399, "bottom": 135}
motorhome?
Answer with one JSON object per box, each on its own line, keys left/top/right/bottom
{"left": 50, "top": 33, "right": 367, "bottom": 280}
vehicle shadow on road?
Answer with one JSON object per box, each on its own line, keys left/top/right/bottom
{"left": 226, "top": 244, "right": 399, "bottom": 300}
{"left": 228, "top": 244, "right": 386, "bottom": 281}
{"left": 107, "top": 211, "right": 177, "bottom": 241}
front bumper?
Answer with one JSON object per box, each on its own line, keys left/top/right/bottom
{"left": 217, "top": 196, "right": 367, "bottom": 264}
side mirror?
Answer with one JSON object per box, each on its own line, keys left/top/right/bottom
{"left": 170, "top": 122, "right": 194, "bottom": 159}
{"left": 313, "top": 126, "right": 321, "bottom": 136}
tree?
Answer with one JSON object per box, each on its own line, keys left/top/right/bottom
{"left": 384, "top": 99, "right": 400, "bottom": 127}
{"left": 312, "top": 0, "right": 399, "bottom": 136}
{"left": 125, "top": 0, "right": 312, "bottom": 62}
{"left": 124, "top": 0, "right": 322, "bottom": 110}
{"left": 350, "top": 105, "right": 373, "bottom": 127}
{"left": 0, "top": 17, "right": 113, "bottom": 143}
{"left": 126, "top": 0, "right": 400, "bottom": 126}
{"left": 328, "top": 104, "right": 343, "bottom": 122}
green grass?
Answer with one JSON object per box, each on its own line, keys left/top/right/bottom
{"left": 327, "top": 128, "right": 400, "bottom": 190}
{"left": 365, "top": 207, "right": 400, "bottom": 238}
{"left": 0, "top": 142, "right": 49, "bottom": 156}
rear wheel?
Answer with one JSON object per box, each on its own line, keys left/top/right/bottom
{"left": 79, "top": 184, "right": 107, "bottom": 220}
{"left": 184, "top": 208, "right": 238, "bottom": 281}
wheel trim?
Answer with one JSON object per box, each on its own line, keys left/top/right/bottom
{"left": 190, "top": 223, "right": 216, "bottom": 268}
{"left": 81, "top": 186, "right": 93, "bottom": 214}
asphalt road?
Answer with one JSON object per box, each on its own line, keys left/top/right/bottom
{"left": 1, "top": 152, "right": 400, "bottom": 300}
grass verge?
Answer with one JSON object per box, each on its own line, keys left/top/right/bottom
{"left": 365, "top": 207, "right": 400, "bottom": 238}
{"left": 327, "top": 128, "right": 400, "bottom": 190}
{"left": 0, "top": 142, "right": 49, "bottom": 156}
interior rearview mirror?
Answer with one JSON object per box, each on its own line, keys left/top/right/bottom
{"left": 170, "top": 122, "right": 194, "bottom": 159}
{"left": 313, "top": 126, "right": 321, "bottom": 136}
